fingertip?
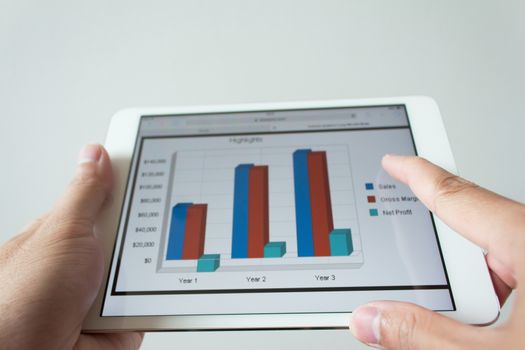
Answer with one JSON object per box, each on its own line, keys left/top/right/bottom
{"left": 381, "top": 153, "right": 394, "bottom": 169}
{"left": 75, "top": 144, "right": 113, "bottom": 192}
{"left": 77, "top": 144, "right": 103, "bottom": 165}
{"left": 98, "top": 145, "right": 114, "bottom": 191}
{"left": 48, "top": 144, "right": 113, "bottom": 228}
{"left": 381, "top": 153, "right": 406, "bottom": 166}
{"left": 350, "top": 304, "right": 381, "bottom": 346}
{"left": 381, "top": 153, "right": 409, "bottom": 181}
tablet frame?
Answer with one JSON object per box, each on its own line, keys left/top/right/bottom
{"left": 83, "top": 96, "right": 499, "bottom": 331}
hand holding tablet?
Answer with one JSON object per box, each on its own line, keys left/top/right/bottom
{"left": 0, "top": 145, "right": 143, "bottom": 349}
{"left": 1, "top": 97, "right": 521, "bottom": 349}
{"left": 351, "top": 155, "right": 517, "bottom": 349}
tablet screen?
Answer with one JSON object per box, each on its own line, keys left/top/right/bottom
{"left": 101, "top": 105, "right": 454, "bottom": 317}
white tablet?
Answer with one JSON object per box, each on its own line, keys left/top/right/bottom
{"left": 84, "top": 96, "right": 499, "bottom": 331}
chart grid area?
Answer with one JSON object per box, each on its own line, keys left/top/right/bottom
{"left": 158, "top": 145, "right": 363, "bottom": 273}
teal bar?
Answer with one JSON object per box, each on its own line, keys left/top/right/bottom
{"left": 329, "top": 229, "right": 353, "bottom": 256}
{"left": 197, "top": 254, "right": 221, "bottom": 272}
{"left": 264, "top": 241, "right": 287, "bottom": 258}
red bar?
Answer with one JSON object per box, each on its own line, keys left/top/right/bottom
{"left": 247, "top": 166, "right": 269, "bottom": 258}
{"left": 182, "top": 204, "right": 207, "bottom": 259}
{"left": 308, "top": 151, "right": 334, "bottom": 256}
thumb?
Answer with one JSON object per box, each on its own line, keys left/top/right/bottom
{"left": 45, "top": 144, "right": 113, "bottom": 235}
{"left": 350, "top": 301, "right": 488, "bottom": 350}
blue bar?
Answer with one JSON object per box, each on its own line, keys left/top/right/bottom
{"left": 231, "top": 164, "right": 253, "bottom": 258}
{"left": 329, "top": 229, "right": 354, "bottom": 256}
{"left": 166, "top": 203, "right": 193, "bottom": 260}
{"left": 264, "top": 241, "right": 287, "bottom": 258}
{"left": 293, "top": 149, "right": 314, "bottom": 256}
{"left": 197, "top": 254, "right": 221, "bottom": 272}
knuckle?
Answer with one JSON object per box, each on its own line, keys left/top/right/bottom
{"left": 434, "top": 174, "right": 478, "bottom": 203}
{"left": 410, "top": 156, "right": 429, "bottom": 168}
{"left": 393, "top": 313, "right": 418, "bottom": 350}
{"left": 381, "top": 310, "right": 434, "bottom": 350}
{"left": 70, "top": 168, "right": 106, "bottom": 193}
{"left": 42, "top": 215, "right": 94, "bottom": 237}
{"left": 0, "top": 237, "right": 25, "bottom": 262}
{"left": 26, "top": 215, "right": 47, "bottom": 231}
{"left": 71, "top": 173, "right": 103, "bottom": 188}
{"left": 406, "top": 156, "right": 431, "bottom": 173}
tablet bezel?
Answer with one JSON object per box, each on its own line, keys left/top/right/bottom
{"left": 83, "top": 96, "right": 499, "bottom": 331}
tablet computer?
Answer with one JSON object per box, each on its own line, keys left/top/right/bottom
{"left": 83, "top": 96, "right": 499, "bottom": 331}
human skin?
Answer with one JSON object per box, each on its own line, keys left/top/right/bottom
{"left": 0, "top": 144, "right": 143, "bottom": 349}
{"left": 350, "top": 154, "right": 524, "bottom": 350}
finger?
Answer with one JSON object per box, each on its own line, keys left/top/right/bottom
{"left": 382, "top": 155, "right": 524, "bottom": 272}
{"left": 42, "top": 144, "right": 113, "bottom": 237}
{"left": 75, "top": 332, "right": 144, "bottom": 350}
{"left": 489, "top": 268, "right": 512, "bottom": 306}
{"left": 350, "top": 301, "right": 493, "bottom": 350}
{"left": 486, "top": 255, "right": 513, "bottom": 306}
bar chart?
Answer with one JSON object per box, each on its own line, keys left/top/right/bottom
{"left": 157, "top": 145, "right": 363, "bottom": 273}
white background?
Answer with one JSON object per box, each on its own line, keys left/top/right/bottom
{"left": 0, "top": 1, "right": 523, "bottom": 349}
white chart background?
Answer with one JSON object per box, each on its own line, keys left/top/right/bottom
{"left": 160, "top": 145, "right": 362, "bottom": 268}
